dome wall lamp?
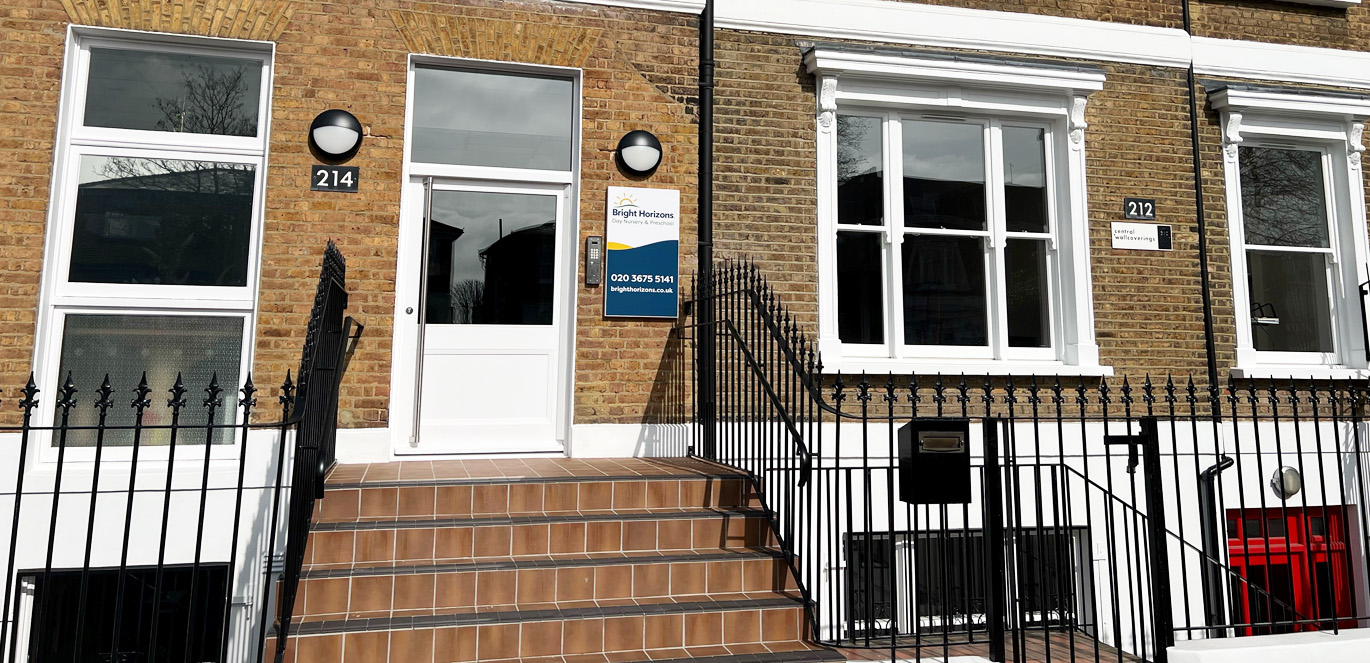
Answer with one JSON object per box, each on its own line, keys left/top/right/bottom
{"left": 310, "top": 109, "right": 363, "bottom": 162}
{"left": 617, "top": 130, "right": 662, "bottom": 176}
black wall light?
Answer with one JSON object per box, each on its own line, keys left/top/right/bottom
{"left": 310, "top": 109, "right": 363, "bottom": 162}
{"left": 617, "top": 130, "right": 663, "bottom": 175}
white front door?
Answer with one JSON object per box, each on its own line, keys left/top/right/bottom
{"left": 392, "top": 178, "right": 571, "bottom": 454}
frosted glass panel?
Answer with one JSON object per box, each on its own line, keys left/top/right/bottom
{"left": 55, "top": 315, "right": 244, "bottom": 447}
{"left": 412, "top": 67, "right": 574, "bottom": 170}
{"left": 85, "top": 47, "right": 262, "bottom": 137}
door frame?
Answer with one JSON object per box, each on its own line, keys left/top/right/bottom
{"left": 389, "top": 54, "right": 582, "bottom": 455}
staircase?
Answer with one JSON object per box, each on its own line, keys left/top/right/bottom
{"left": 273, "top": 457, "right": 843, "bottom": 663}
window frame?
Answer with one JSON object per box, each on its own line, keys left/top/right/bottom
{"left": 32, "top": 27, "right": 276, "bottom": 460}
{"left": 808, "top": 47, "right": 1107, "bottom": 375}
{"left": 1212, "top": 85, "right": 1370, "bottom": 377}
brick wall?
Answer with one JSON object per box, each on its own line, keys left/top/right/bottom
{"left": 0, "top": 0, "right": 700, "bottom": 427}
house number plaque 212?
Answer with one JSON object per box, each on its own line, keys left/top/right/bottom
{"left": 311, "top": 165, "right": 359, "bottom": 193}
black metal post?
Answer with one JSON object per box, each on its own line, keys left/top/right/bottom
{"left": 697, "top": 0, "right": 716, "bottom": 460}
{"left": 983, "top": 418, "right": 1008, "bottom": 663}
{"left": 1141, "top": 417, "right": 1174, "bottom": 663}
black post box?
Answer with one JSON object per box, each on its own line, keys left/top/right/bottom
{"left": 898, "top": 418, "right": 972, "bottom": 504}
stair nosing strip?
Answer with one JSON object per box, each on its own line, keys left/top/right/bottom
{"left": 301, "top": 547, "right": 786, "bottom": 579}
{"left": 311, "top": 507, "right": 769, "bottom": 531}
{"left": 287, "top": 596, "right": 804, "bottom": 636}
{"left": 325, "top": 471, "right": 752, "bottom": 490}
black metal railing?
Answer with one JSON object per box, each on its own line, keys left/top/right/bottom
{"left": 684, "top": 259, "right": 1370, "bottom": 663}
{"left": 0, "top": 242, "right": 361, "bottom": 663}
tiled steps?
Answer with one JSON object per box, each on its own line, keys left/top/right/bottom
{"left": 274, "top": 459, "right": 842, "bottom": 663}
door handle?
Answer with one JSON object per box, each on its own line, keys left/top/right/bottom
{"left": 406, "top": 307, "right": 414, "bottom": 315}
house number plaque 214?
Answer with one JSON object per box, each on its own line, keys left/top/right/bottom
{"left": 311, "top": 165, "right": 359, "bottom": 193}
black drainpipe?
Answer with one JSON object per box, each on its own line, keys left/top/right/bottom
{"left": 1198, "top": 455, "right": 1234, "bottom": 635}
{"left": 1181, "top": 0, "right": 1221, "bottom": 391}
{"left": 697, "top": 0, "right": 717, "bottom": 459}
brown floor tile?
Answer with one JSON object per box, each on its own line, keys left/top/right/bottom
{"left": 394, "top": 573, "right": 437, "bottom": 611}
{"left": 557, "top": 566, "right": 595, "bottom": 602}
{"left": 472, "top": 484, "right": 510, "bottom": 515}
{"left": 691, "top": 518, "right": 723, "bottom": 550}
{"left": 761, "top": 607, "right": 800, "bottom": 641}
{"left": 656, "top": 520, "right": 692, "bottom": 551}
{"left": 355, "top": 530, "right": 396, "bottom": 564}
{"left": 632, "top": 563, "right": 670, "bottom": 598}
{"left": 723, "top": 609, "right": 760, "bottom": 644}
{"left": 679, "top": 480, "right": 707, "bottom": 507}
{"left": 563, "top": 618, "right": 605, "bottom": 655}
{"left": 585, "top": 521, "right": 622, "bottom": 553}
{"left": 390, "top": 628, "right": 435, "bottom": 663}
{"left": 396, "top": 528, "right": 437, "bottom": 562}
{"left": 476, "top": 569, "right": 517, "bottom": 607}
{"left": 435, "top": 527, "right": 474, "bottom": 560}
{"left": 594, "top": 565, "right": 633, "bottom": 600}
{"left": 343, "top": 631, "right": 389, "bottom": 663}
{"left": 349, "top": 575, "right": 394, "bottom": 614}
{"left": 643, "top": 613, "right": 683, "bottom": 650}
{"left": 435, "top": 485, "right": 473, "bottom": 517}
{"left": 603, "top": 616, "right": 644, "bottom": 652}
{"left": 517, "top": 568, "right": 557, "bottom": 604}
{"left": 612, "top": 481, "right": 646, "bottom": 510}
{"left": 309, "top": 531, "right": 355, "bottom": 566}
{"left": 645, "top": 648, "right": 690, "bottom": 660}
{"left": 520, "top": 620, "right": 564, "bottom": 658}
{"left": 742, "top": 559, "right": 777, "bottom": 592}
{"left": 622, "top": 521, "right": 657, "bottom": 552}
{"left": 473, "top": 525, "right": 513, "bottom": 557}
{"left": 294, "top": 634, "right": 343, "bottom": 663}
{"left": 303, "top": 577, "right": 349, "bottom": 616}
{"left": 645, "top": 481, "right": 679, "bottom": 509}
{"left": 727, "top": 643, "right": 771, "bottom": 655}
{"left": 508, "top": 483, "right": 545, "bottom": 514}
{"left": 578, "top": 482, "right": 614, "bottom": 511}
{"left": 544, "top": 482, "right": 580, "bottom": 512}
{"left": 318, "top": 489, "right": 361, "bottom": 521}
{"left": 477, "top": 623, "right": 520, "bottom": 660}
{"left": 359, "top": 487, "right": 399, "bottom": 519}
{"left": 398, "top": 486, "right": 437, "bottom": 518}
{"left": 512, "top": 524, "right": 550, "bottom": 556}
{"left": 549, "top": 522, "right": 587, "bottom": 554}
{"left": 684, "top": 612, "right": 722, "bottom": 647}
{"left": 707, "top": 560, "right": 743, "bottom": 593}
{"left": 434, "top": 626, "right": 477, "bottom": 663}
{"left": 435, "top": 570, "right": 477, "bottom": 608}
{"left": 670, "top": 561, "right": 706, "bottom": 595}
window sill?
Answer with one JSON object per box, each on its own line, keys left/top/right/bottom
{"left": 821, "top": 358, "right": 1114, "bottom": 379}
{"left": 1230, "top": 366, "right": 1370, "bottom": 381}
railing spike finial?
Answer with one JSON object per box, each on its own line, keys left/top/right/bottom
{"left": 1164, "top": 373, "right": 1177, "bottom": 404}
{"left": 1004, "top": 374, "right": 1017, "bottom": 404}
{"left": 982, "top": 375, "right": 994, "bottom": 405}
{"left": 1142, "top": 374, "right": 1156, "bottom": 406}
{"left": 957, "top": 373, "right": 969, "bottom": 406}
{"left": 908, "top": 372, "right": 920, "bottom": 405}
{"left": 241, "top": 373, "right": 259, "bottom": 410}
{"left": 1119, "top": 375, "right": 1133, "bottom": 406}
{"left": 280, "top": 370, "right": 296, "bottom": 406}
{"left": 856, "top": 372, "right": 872, "bottom": 403}
{"left": 1051, "top": 376, "right": 1064, "bottom": 405}
{"left": 1075, "top": 375, "right": 1088, "bottom": 406}
{"left": 133, "top": 373, "right": 152, "bottom": 410}
{"left": 58, "top": 372, "right": 78, "bottom": 410}
{"left": 168, "top": 373, "right": 188, "bottom": 409}
{"left": 1028, "top": 375, "right": 1040, "bottom": 406}
{"left": 20, "top": 372, "right": 39, "bottom": 411}
{"left": 831, "top": 371, "right": 845, "bottom": 403}
{"left": 1226, "top": 373, "right": 1238, "bottom": 406}
{"left": 204, "top": 372, "right": 224, "bottom": 409}
{"left": 1266, "top": 379, "right": 1280, "bottom": 406}
{"left": 1098, "top": 376, "right": 1111, "bottom": 405}
{"left": 1308, "top": 376, "right": 1321, "bottom": 406}
{"left": 1184, "top": 373, "right": 1197, "bottom": 406}
{"left": 95, "top": 374, "right": 115, "bottom": 411}
{"left": 883, "top": 374, "right": 897, "bottom": 404}
{"left": 1245, "top": 377, "right": 1259, "bottom": 404}
{"left": 932, "top": 374, "right": 946, "bottom": 406}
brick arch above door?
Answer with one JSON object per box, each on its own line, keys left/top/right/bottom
{"left": 389, "top": 10, "right": 602, "bottom": 69}
{"left": 59, "top": 0, "right": 297, "bottom": 41}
